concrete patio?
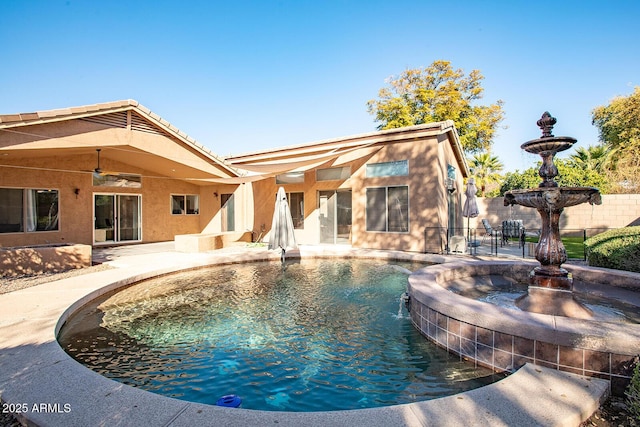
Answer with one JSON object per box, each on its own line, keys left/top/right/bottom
{"left": 0, "top": 243, "right": 609, "bottom": 426}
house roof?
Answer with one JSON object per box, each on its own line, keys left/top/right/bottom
{"left": 0, "top": 100, "right": 240, "bottom": 181}
{"left": 0, "top": 100, "right": 469, "bottom": 184}
{"left": 224, "top": 120, "right": 470, "bottom": 180}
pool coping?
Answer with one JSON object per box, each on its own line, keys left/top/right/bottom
{"left": 0, "top": 246, "right": 609, "bottom": 426}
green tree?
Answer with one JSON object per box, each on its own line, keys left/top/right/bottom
{"left": 568, "top": 145, "right": 612, "bottom": 173}
{"left": 592, "top": 87, "right": 640, "bottom": 151}
{"left": 499, "top": 168, "right": 540, "bottom": 195}
{"left": 367, "top": 60, "right": 505, "bottom": 153}
{"left": 468, "top": 152, "right": 504, "bottom": 197}
{"left": 592, "top": 87, "right": 640, "bottom": 191}
{"left": 499, "top": 159, "right": 609, "bottom": 195}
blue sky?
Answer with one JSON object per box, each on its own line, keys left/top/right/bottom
{"left": 2, "top": 0, "right": 639, "bottom": 172}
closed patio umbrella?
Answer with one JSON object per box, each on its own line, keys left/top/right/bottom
{"left": 462, "top": 178, "right": 480, "bottom": 244}
{"left": 268, "top": 187, "right": 298, "bottom": 262}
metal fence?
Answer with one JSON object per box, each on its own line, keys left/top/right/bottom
{"left": 425, "top": 226, "right": 619, "bottom": 260}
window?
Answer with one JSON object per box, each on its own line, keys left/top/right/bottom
{"left": 316, "top": 167, "right": 350, "bottom": 181}
{"left": 93, "top": 173, "right": 142, "bottom": 188}
{"left": 366, "top": 160, "right": 409, "bottom": 177}
{"left": 171, "top": 195, "right": 199, "bottom": 215}
{"left": 0, "top": 188, "right": 59, "bottom": 233}
{"left": 276, "top": 172, "right": 305, "bottom": 184}
{"left": 288, "top": 192, "right": 304, "bottom": 229}
{"left": 365, "top": 186, "right": 409, "bottom": 232}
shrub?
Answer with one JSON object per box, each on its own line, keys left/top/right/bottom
{"left": 584, "top": 226, "right": 640, "bottom": 273}
{"left": 627, "top": 359, "right": 640, "bottom": 419}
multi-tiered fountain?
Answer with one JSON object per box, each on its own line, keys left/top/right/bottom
{"left": 504, "top": 112, "right": 602, "bottom": 318}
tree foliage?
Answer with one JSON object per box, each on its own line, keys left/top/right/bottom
{"left": 568, "top": 145, "right": 613, "bottom": 173}
{"left": 468, "top": 152, "right": 504, "bottom": 197}
{"left": 499, "top": 158, "right": 610, "bottom": 196}
{"left": 591, "top": 87, "right": 640, "bottom": 192}
{"left": 367, "top": 60, "right": 505, "bottom": 153}
{"left": 592, "top": 87, "right": 640, "bottom": 151}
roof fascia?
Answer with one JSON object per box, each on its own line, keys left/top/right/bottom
{"left": 0, "top": 100, "right": 240, "bottom": 178}
{"left": 227, "top": 122, "right": 449, "bottom": 165}
{"left": 439, "top": 120, "right": 470, "bottom": 178}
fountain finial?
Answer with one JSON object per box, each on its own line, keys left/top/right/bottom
{"left": 537, "top": 112, "right": 556, "bottom": 138}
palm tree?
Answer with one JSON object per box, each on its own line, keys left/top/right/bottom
{"left": 468, "top": 152, "right": 504, "bottom": 196}
{"left": 569, "top": 145, "right": 612, "bottom": 173}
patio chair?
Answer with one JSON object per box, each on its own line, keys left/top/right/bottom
{"left": 481, "top": 219, "right": 501, "bottom": 244}
{"left": 502, "top": 220, "right": 522, "bottom": 245}
{"left": 502, "top": 219, "right": 537, "bottom": 247}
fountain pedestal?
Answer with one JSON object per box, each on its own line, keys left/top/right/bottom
{"left": 504, "top": 112, "right": 601, "bottom": 318}
{"left": 515, "top": 286, "right": 593, "bottom": 319}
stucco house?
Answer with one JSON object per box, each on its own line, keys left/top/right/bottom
{"left": 0, "top": 100, "right": 469, "bottom": 254}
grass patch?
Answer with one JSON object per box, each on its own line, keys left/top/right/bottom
{"left": 523, "top": 236, "right": 585, "bottom": 259}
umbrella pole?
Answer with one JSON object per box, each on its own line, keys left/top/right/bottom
{"left": 281, "top": 248, "right": 286, "bottom": 264}
{"left": 467, "top": 217, "right": 472, "bottom": 254}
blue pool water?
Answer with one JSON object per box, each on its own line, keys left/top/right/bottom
{"left": 58, "top": 258, "right": 502, "bottom": 412}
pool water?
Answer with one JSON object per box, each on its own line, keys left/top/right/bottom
{"left": 450, "top": 275, "right": 640, "bottom": 323}
{"left": 58, "top": 259, "right": 503, "bottom": 412}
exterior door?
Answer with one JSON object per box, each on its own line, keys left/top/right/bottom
{"left": 221, "top": 193, "right": 235, "bottom": 232}
{"left": 319, "top": 190, "right": 352, "bottom": 244}
{"left": 94, "top": 194, "right": 141, "bottom": 244}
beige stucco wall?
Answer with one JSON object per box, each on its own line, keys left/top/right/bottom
{"left": 249, "top": 132, "right": 465, "bottom": 253}
{"left": 2, "top": 116, "right": 466, "bottom": 252}
{"left": 0, "top": 243, "right": 91, "bottom": 276}
{"left": 0, "top": 153, "right": 214, "bottom": 246}
{"left": 0, "top": 119, "right": 237, "bottom": 247}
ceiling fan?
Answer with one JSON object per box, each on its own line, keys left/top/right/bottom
{"left": 90, "top": 148, "right": 126, "bottom": 176}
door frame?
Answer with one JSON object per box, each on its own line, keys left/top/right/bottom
{"left": 93, "top": 193, "right": 142, "bottom": 245}
{"left": 318, "top": 189, "right": 352, "bottom": 244}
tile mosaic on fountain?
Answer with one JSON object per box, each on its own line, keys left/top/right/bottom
{"left": 559, "top": 346, "right": 584, "bottom": 370}
{"left": 584, "top": 349, "right": 610, "bottom": 374}
{"left": 494, "top": 348, "right": 514, "bottom": 371}
{"left": 476, "top": 343, "right": 493, "bottom": 366}
{"left": 494, "top": 331, "right": 513, "bottom": 352}
{"left": 476, "top": 326, "right": 493, "bottom": 347}
{"left": 459, "top": 321, "right": 476, "bottom": 341}
{"left": 447, "top": 331, "right": 460, "bottom": 353}
{"left": 535, "top": 341, "right": 559, "bottom": 365}
{"left": 513, "top": 336, "right": 535, "bottom": 358}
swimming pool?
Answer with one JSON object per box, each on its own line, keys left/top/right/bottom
{"left": 58, "top": 258, "right": 502, "bottom": 412}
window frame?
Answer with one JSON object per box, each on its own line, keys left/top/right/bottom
{"left": 286, "top": 191, "right": 305, "bottom": 229}
{"left": 0, "top": 187, "right": 60, "bottom": 233}
{"left": 365, "top": 160, "right": 409, "bottom": 178}
{"left": 171, "top": 194, "right": 200, "bottom": 215}
{"left": 365, "top": 185, "right": 409, "bottom": 233}
{"left": 92, "top": 173, "right": 142, "bottom": 188}
{"left": 316, "top": 166, "right": 351, "bottom": 182}
{"left": 276, "top": 172, "right": 305, "bottom": 184}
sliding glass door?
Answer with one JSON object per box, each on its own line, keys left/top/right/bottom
{"left": 318, "top": 190, "right": 352, "bottom": 244}
{"left": 94, "top": 194, "right": 141, "bottom": 244}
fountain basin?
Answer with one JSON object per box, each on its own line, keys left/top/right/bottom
{"left": 408, "top": 260, "right": 640, "bottom": 395}
{"left": 521, "top": 136, "right": 577, "bottom": 154}
{"left": 504, "top": 186, "right": 602, "bottom": 294}
{"left": 504, "top": 187, "right": 601, "bottom": 210}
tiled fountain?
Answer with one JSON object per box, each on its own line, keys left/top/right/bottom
{"left": 408, "top": 113, "right": 640, "bottom": 395}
